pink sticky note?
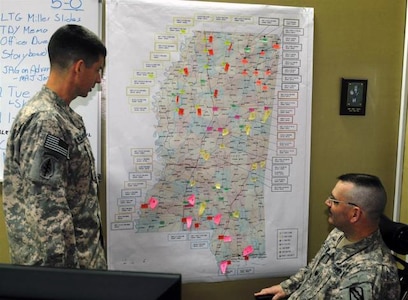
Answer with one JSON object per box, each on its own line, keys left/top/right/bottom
{"left": 186, "top": 216, "right": 193, "bottom": 229}
{"left": 188, "top": 194, "right": 196, "bottom": 206}
{"left": 149, "top": 197, "right": 158, "bottom": 209}
{"left": 223, "top": 236, "right": 232, "bottom": 242}
{"left": 220, "top": 261, "right": 228, "bottom": 274}
{"left": 213, "top": 213, "right": 222, "bottom": 225}
{"left": 243, "top": 245, "right": 254, "bottom": 257}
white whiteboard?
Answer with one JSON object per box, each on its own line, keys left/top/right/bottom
{"left": 0, "top": 0, "right": 102, "bottom": 180}
{"left": 106, "top": 0, "right": 313, "bottom": 283}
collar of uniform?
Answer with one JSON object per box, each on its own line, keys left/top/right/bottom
{"left": 41, "top": 85, "right": 70, "bottom": 109}
{"left": 334, "top": 229, "right": 382, "bottom": 264}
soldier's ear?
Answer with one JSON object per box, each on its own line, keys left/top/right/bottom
{"left": 73, "top": 59, "right": 85, "bottom": 74}
{"left": 350, "top": 206, "right": 362, "bottom": 223}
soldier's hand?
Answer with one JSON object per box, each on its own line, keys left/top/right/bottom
{"left": 254, "top": 284, "right": 286, "bottom": 300}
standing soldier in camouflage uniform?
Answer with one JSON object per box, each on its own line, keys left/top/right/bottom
{"left": 255, "top": 173, "right": 400, "bottom": 299}
{"left": 2, "top": 24, "right": 107, "bottom": 269}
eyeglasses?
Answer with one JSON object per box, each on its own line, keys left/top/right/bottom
{"left": 327, "top": 195, "right": 359, "bottom": 207}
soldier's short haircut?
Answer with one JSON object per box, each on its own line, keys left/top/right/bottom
{"left": 48, "top": 24, "right": 107, "bottom": 70}
{"left": 337, "top": 173, "right": 386, "bottom": 222}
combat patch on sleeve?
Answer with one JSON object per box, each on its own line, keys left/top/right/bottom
{"left": 39, "top": 155, "right": 57, "bottom": 179}
{"left": 29, "top": 150, "right": 63, "bottom": 186}
{"left": 341, "top": 283, "right": 372, "bottom": 300}
{"left": 349, "top": 286, "right": 364, "bottom": 300}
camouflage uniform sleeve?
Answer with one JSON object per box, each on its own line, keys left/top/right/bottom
{"left": 373, "top": 264, "right": 401, "bottom": 299}
{"left": 279, "top": 229, "right": 339, "bottom": 297}
{"left": 338, "top": 264, "right": 400, "bottom": 300}
{"left": 280, "top": 250, "right": 321, "bottom": 295}
{"left": 17, "top": 116, "right": 79, "bottom": 268}
{"left": 280, "top": 266, "right": 309, "bottom": 294}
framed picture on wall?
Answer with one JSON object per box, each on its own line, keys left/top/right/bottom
{"left": 340, "top": 78, "right": 368, "bottom": 116}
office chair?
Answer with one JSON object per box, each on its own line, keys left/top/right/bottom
{"left": 379, "top": 214, "right": 408, "bottom": 300}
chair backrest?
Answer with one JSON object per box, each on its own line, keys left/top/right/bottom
{"left": 380, "top": 215, "right": 408, "bottom": 255}
{"left": 379, "top": 215, "right": 408, "bottom": 300}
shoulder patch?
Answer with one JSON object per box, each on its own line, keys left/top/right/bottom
{"left": 349, "top": 286, "right": 364, "bottom": 300}
{"left": 40, "top": 156, "right": 57, "bottom": 179}
{"left": 44, "top": 134, "right": 69, "bottom": 159}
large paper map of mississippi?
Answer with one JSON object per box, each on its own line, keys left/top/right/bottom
{"left": 106, "top": 0, "right": 313, "bottom": 282}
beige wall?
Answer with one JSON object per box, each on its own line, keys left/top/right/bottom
{"left": 0, "top": 0, "right": 406, "bottom": 299}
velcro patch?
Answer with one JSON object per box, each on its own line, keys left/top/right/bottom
{"left": 39, "top": 155, "right": 56, "bottom": 179}
{"left": 44, "top": 134, "right": 69, "bottom": 158}
{"left": 349, "top": 286, "right": 364, "bottom": 300}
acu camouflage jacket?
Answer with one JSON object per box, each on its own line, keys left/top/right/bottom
{"left": 280, "top": 228, "right": 400, "bottom": 299}
{"left": 3, "top": 86, "right": 106, "bottom": 269}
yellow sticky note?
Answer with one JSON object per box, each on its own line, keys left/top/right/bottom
{"left": 203, "top": 152, "right": 210, "bottom": 161}
{"left": 262, "top": 110, "right": 271, "bottom": 123}
{"left": 198, "top": 202, "right": 206, "bottom": 216}
{"left": 200, "top": 150, "right": 210, "bottom": 161}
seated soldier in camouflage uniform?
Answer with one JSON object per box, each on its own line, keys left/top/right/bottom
{"left": 2, "top": 24, "right": 107, "bottom": 269}
{"left": 255, "top": 173, "right": 400, "bottom": 300}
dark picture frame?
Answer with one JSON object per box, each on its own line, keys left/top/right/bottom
{"left": 340, "top": 78, "right": 368, "bottom": 116}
